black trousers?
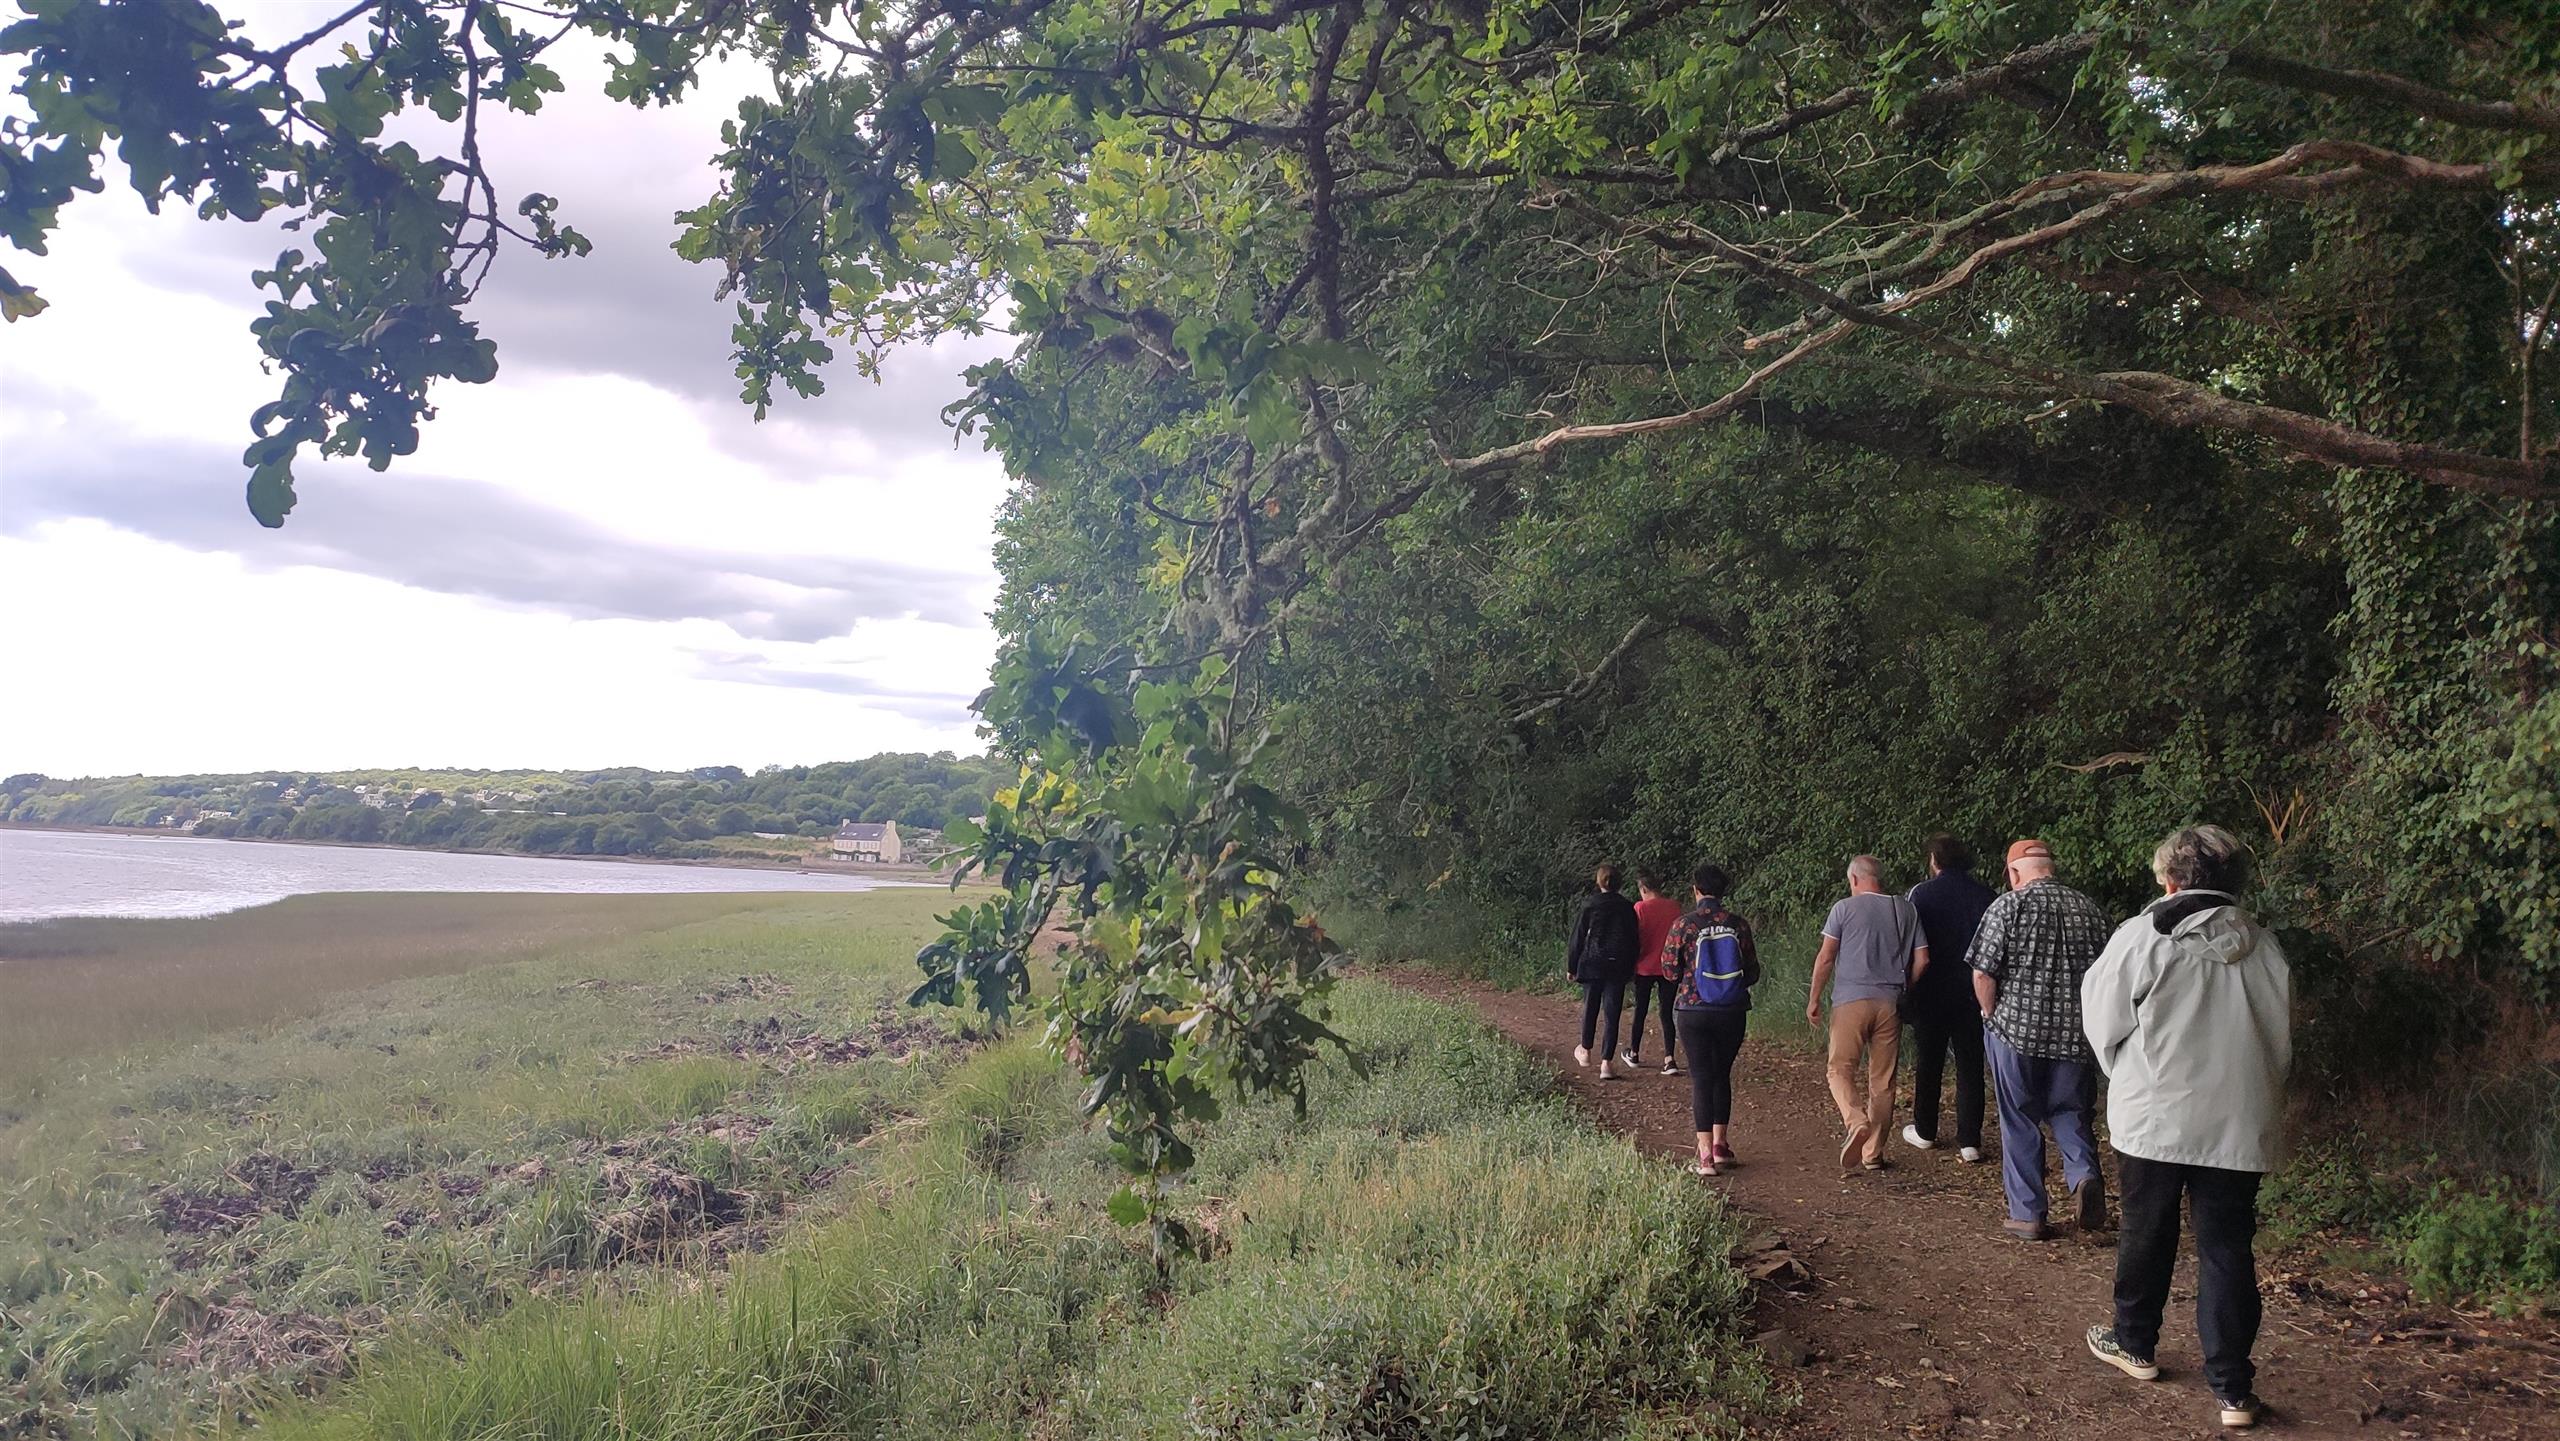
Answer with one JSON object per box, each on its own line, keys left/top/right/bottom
{"left": 1578, "top": 978, "right": 1625, "bottom": 1057}
{"left": 2113, "top": 1151, "right": 2264, "bottom": 1400}
{"left": 1625, "top": 977, "right": 1677, "bottom": 1058}
{"left": 1906, "top": 1007, "right": 1986, "bottom": 1150}
{"left": 1674, "top": 1006, "right": 1748, "bottom": 1129}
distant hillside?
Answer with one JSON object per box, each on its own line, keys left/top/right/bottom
{"left": 0, "top": 755, "right": 1005, "bottom": 862}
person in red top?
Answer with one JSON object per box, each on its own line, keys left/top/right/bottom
{"left": 1625, "top": 871, "right": 1685, "bottom": 1074}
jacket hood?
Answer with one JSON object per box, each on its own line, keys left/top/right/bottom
{"left": 2149, "top": 890, "right": 2255, "bottom": 964}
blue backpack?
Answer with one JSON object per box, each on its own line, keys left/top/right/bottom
{"left": 1689, "top": 914, "right": 1750, "bottom": 1006}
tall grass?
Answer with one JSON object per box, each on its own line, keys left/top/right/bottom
{"left": 253, "top": 982, "right": 1772, "bottom": 1440}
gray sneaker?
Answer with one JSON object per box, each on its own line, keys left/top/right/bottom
{"left": 2217, "top": 1394, "right": 2266, "bottom": 1429}
{"left": 2086, "top": 1325, "right": 2159, "bottom": 1381}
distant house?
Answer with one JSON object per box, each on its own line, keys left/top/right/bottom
{"left": 831, "top": 819, "right": 903, "bottom": 864}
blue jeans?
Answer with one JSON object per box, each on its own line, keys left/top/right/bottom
{"left": 1984, "top": 1027, "right": 2101, "bottom": 1223}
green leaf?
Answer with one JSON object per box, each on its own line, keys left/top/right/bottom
{"left": 1105, "top": 1186, "right": 1148, "bottom": 1226}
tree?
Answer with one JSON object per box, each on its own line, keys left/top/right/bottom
{"left": 9, "top": 0, "right": 2553, "bottom": 1211}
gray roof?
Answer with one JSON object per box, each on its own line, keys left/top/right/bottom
{"left": 835, "top": 822, "right": 891, "bottom": 840}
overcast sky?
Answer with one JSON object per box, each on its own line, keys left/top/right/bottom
{"left": 0, "top": 19, "right": 1012, "bottom": 779}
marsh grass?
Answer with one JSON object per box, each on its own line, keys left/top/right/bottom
{"left": 252, "top": 982, "right": 1772, "bottom": 1441}
{"left": 8, "top": 891, "right": 1768, "bottom": 1438}
{"left": 1, "top": 889, "right": 977, "bottom": 1437}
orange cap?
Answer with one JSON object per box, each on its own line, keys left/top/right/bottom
{"left": 2005, "top": 838, "right": 2054, "bottom": 865}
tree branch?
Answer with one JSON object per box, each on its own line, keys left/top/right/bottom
{"left": 1507, "top": 617, "right": 1666, "bottom": 726}
{"left": 2223, "top": 49, "right": 2560, "bottom": 138}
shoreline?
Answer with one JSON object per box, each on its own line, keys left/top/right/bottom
{"left": 0, "top": 820, "right": 948, "bottom": 881}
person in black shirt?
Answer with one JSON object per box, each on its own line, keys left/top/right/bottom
{"left": 1902, "top": 833, "right": 1995, "bottom": 1161}
{"left": 1565, "top": 863, "right": 1641, "bottom": 1081}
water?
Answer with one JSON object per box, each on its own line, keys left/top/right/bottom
{"left": 0, "top": 827, "right": 907, "bottom": 922}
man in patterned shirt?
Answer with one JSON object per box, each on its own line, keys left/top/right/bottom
{"left": 1967, "top": 837, "right": 2115, "bottom": 1240}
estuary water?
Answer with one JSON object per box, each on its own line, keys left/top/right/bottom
{"left": 0, "top": 827, "right": 900, "bottom": 923}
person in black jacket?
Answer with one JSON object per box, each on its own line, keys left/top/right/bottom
{"left": 1903, "top": 833, "right": 1997, "bottom": 1162}
{"left": 1567, "top": 863, "right": 1641, "bottom": 1080}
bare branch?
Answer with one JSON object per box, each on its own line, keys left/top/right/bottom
{"left": 1507, "top": 617, "right": 1666, "bottom": 726}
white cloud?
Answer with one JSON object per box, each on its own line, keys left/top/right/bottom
{"left": 0, "top": 24, "right": 1016, "bottom": 777}
{"left": 0, "top": 524, "right": 991, "bottom": 774}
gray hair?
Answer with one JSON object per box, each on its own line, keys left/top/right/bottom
{"left": 1846, "top": 854, "right": 1883, "bottom": 884}
{"left": 2152, "top": 824, "right": 2249, "bottom": 893}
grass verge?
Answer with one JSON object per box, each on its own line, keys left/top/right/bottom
{"left": 251, "top": 981, "right": 1773, "bottom": 1440}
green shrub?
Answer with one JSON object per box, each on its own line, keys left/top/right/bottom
{"left": 2393, "top": 1180, "right": 2560, "bottom": 1307}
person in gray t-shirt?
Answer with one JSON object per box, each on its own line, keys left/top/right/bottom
{"left": 1809, "top": 856, "right": 1931, "bottom": 1171}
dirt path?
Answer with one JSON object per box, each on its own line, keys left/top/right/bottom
{"left": 1395, "top": 970, "right": 2560, "bottom": 1440}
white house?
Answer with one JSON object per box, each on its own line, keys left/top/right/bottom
{"left": 830, "top": 819, "right": 903, "bottom": 864}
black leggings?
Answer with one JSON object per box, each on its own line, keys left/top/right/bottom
{"left": 1907, "top": 1009, "right": 1986, "bottom": 1150}
{"left": 1625, "top": 977, "right": 1677, "bottom": 1058}
{"left": 1578, "top": 978, "right": 1625, "bottom": 1057}
{"left": 1674, "top": 1006, "right": 1748, "bottom": 1129}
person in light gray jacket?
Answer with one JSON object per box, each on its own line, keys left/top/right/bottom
{"left": 2079, "top": 825, "right": 2290, "bottom": 1432}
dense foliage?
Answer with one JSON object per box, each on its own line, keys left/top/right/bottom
{"left": 1, "top": 755, "right": 1001, "bottom": 857}
{"left": 7, "top": 0, "right": 2556, "bottom": 1198}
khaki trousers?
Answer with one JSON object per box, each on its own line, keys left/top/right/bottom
{"left": 1827, "top": 997, "right": 1900, "bottom": 1164}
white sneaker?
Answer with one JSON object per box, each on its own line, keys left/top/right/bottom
{"left": 1901, "top": 1125, "right": 1937, "bottom": 1151}
{"left": 1598, "top": 1060, "right": 1615, "bottom": 1080}
{"left": 1574, "top": 1045, "right": 1590, "bottom": 1068}
{"left": 1958, "top": 1146, "right": 1984, "bottom": 1164}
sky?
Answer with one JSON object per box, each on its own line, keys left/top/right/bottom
{"left": 0, "top": 15, "right": 1014, "bottom": 779}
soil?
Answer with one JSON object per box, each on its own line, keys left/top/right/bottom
{"left": 1395, "top": 970, "right": 2560, "bottom": 1440}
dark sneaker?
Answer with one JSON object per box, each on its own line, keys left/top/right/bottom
{"left": 2086, "top": 1325, "right": 2159, "bottom": 1381}
{"left": 2073, "top": 1177, "right": 2109, "bottom": 1232}
{"left": 1620, "top": 1049, "right": 1641, "bottom": 1068}
{"left": 2217, "top": 1394, "right": 2266, "bottom": 1429}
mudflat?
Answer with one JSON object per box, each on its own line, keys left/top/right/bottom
{"left": 0, "top": 891, "right": 928, "bottom": 1091}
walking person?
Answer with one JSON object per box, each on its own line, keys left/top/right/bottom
{"left": 1902, "top": 833, "right": 1995, "bottom": 1162}
{"left": 1665, "top": 864, "right": 1758, "bottom": 1175}
{"left": 2082, "top": 825, "right": 2291, "bottom": 1430}
{"left": 1807, "top": 855, "right": 1929, "bottom": 1173}
{"left": 1564, "top": 863, "right": 1640, "bottom": 1081}
{"left": 1966, "top": 838, "right": 2113, "bottom": 1240}
{"left": 1624, "top": 871, "right": 1684, "bottom": 1073}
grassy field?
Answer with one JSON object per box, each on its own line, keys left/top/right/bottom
{"left": 3, "top": 891, "right": 1771, "bottom": 1439}
{"left": 255, "top": 983, "right": 1770, "bottom": 1441}
{"left": 0, "top": 892, "right": 877, "bottom": 1096}
{"left": 1, "top": 890, "right": 977, "bottom": 1436}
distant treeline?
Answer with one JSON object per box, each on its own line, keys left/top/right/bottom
{"left": 0, "top": 755, "right": 1005, "bottom": 860}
